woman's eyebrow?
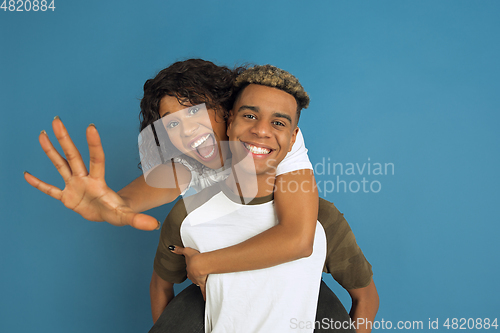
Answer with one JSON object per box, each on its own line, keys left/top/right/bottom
{"left": 161, "top": 104, "right": 201, "bottom": 118}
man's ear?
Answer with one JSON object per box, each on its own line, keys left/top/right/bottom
{"left": 288, "top": 126, "right": 299, "bottom": 152}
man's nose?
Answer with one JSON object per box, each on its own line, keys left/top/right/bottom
{"left": 251, "top": 120, "right": 271, "bottom": 137}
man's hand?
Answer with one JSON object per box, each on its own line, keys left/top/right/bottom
{"left": 24, "top": 117, "right": 160, "bottom": 231}
{"left": 170, "top": 245, "right": 207, "bottom": 300}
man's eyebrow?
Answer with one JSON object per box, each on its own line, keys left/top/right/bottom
{"left": 273, "top": 112, "right": 292, "bottom": 124}
{"left": 237, "top": 105, "right": 293, "bottom": 124}
{"left": 237, "top": 105, "right": 259, "bottom": 113}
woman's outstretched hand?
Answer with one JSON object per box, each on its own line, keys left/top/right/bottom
{"left": 170, "top": 245, "right": 207, "bottom": 300}
{"left": 24, "top": 117, "right": 160, "bottom": 231}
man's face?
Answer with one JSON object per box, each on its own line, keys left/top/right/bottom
{"left": 227, "top": 84, "right": 299, "bottom": 176}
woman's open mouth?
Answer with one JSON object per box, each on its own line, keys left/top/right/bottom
{"left": 190, "top": 133, "right": 218, "bottom": 161}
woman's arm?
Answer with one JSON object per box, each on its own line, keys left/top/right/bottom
{"left": 24, "top": 118, "right": 187, "bottom": 230}
{"left": 173, "top": 169, "right": 318, "bottom": 282}
{"left": 117, "top": 163, "right": 191, "bottom": 213}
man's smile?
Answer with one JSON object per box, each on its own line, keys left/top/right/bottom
{"left": 242, "top": 141, "right": 274, "bottom": 155}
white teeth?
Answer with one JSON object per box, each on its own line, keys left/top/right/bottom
{"left": 191, "top": 134, "right": 210, "bottom": 149}
{"left": 202, "top": 147, "right": 215, "bottom": 159}
{"left": 244, "top": 143, "right": 271, "bottom": 154}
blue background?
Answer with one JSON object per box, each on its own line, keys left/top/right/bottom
{"left": 1, "top": 0, "right": 499, "bottom": 332}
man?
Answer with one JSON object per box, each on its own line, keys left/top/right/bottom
{"left": 150, "top": 65, "right": 379, "bottom": 333}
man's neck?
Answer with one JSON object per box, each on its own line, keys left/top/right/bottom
{"left": 224, "top": 166, "right": 275, "bottom": 200}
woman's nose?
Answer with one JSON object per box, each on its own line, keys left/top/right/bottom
{"left": 181, "top": 119, "right": 199, "bottom": 137}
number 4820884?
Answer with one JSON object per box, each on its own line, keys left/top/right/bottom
{"left": 1, "top": 0, "right": 55, "bottom": 11}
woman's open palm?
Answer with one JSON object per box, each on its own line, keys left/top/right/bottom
{"left": 24, "top": 117, "right": 160, "bottom": 231}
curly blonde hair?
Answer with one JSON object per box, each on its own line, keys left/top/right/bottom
{"left": 234, "top": 65, "right": 310, "bottom": 123}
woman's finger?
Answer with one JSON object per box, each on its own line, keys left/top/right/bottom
{"left": 128, "top": 213, "right": 162, "bottom": 231}
{"left": 52, "top": 117, "right": 88, "bottom": 177}
{"left": 169, "top": 245, "right": 184, "bottom": 255}
{"left": 24, "top": 171, "right": 63, "bottom": 201}
{"left": 87, "top": 124, "right": 106, "bottom": 179}
{"left": 39, "top": 130, "right": 72, "bottom": 181}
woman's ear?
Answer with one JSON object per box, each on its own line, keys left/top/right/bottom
{"left": 226, "top": 110, "right": 234, "bottom": 136}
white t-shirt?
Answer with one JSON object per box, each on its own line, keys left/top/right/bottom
{"left": 177, "top": 183, "right": 326, "bottom": 333}
{"left": 175, "top": 128, "right": 312, "bottom": 194}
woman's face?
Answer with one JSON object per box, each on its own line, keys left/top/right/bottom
{"left": 158, "top": 96, "right": 229, "bottom": 169}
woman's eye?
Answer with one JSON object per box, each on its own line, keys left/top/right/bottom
{"left": 188, "top": 107, "right": 200, "bottom": 115}
{"left": 167, "top": 121, "right": 179, "bottom": 129}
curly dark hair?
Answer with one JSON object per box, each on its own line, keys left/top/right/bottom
{"left": 139, "top": 59, "right": 244, "bottom": 132}
{"left": 138, "top": 59, "right": 245, "bottom": 173}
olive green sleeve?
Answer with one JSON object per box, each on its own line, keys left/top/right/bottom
{"left": 153, "top": 184, "right": 225, "bottom": 284}
{"left": 318, "top": 198, "right": 373, "bottom": 290}
{"left": 153, "top": 200, "right": 188, "bottom": 284}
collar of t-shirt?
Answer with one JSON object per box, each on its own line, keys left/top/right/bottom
{"left": 219, "top": 181, "right": 274, "bottom": 205}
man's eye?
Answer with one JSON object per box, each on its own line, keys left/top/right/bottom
{"left": 188, "top": 107, "right": 200, "bottom": 115}
{"left": 167, "top": 121, "right": 179, "bottom": 129}
{"left": 244, "top": 114, "right": 256, "bottom": 119}
{"left": 273, "top": 121, "right": 285, "bottom": 127}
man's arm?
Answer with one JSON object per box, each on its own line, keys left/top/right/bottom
{"left": 347, "top": 279, "right": 380, "bottom": 333}
{"left": 150, "top": 270, "right": 175, "bottom": 324}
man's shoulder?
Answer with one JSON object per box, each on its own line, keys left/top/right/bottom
{"left": 318, "top": 197, "right": 344, "bottom": 224}
{"left": 162, "top": 184, "right": 225, "bottom": 236}
{"left": 169, "top": 183, "right": 225, "bottom": 219}
{"left": 317, "top": 197, "right": 354, "bottom": 242}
